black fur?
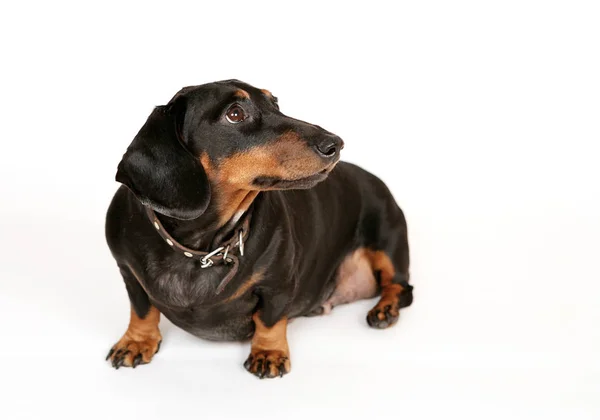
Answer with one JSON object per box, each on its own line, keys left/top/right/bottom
{"left": 106, "top": 79, "right": 412, "bottom": 342}
{"left": 116, "top": 106, "right": 211, "bottom": 220}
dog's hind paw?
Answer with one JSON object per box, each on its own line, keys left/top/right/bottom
{"left": 367, "top": 303, "right": 400, "bottom": 329}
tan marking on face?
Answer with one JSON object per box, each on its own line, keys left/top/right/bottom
{"left": 200, "top": 130, "right": 329, "bottom": 225}
{"left": 261, "top": 89, "right": 273, "bottom": 98}
{"left": 201, "top": 153, "right": 261, "bottom": 225}
{"left": 200, "top": 153, "right": 215, "bottom": 179}
{"left": 223, "top": 269, "right": 264, "bottom": 303}
{"left": 234, "top": 89, "right": 250, "bottom": 99}
{"left": 216, "top": 131, "right": 325, "bottom": 187}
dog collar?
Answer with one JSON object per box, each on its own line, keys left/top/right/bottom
{"left": 145, "top": 206, "right": 251, "bottom": 295}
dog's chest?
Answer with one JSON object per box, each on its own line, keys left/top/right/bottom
{"left": 142, "top": 258, "right": 257, "bottom": 340}
{"left": 145, "top": 258, "right": 230, "bottom": 308}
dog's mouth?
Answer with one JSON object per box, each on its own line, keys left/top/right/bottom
{"left": 253, "top": 166, "right": 334, "bottom": 190}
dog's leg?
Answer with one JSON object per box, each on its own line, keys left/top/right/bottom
{"left": 365, "top": 247, "right": 413, "bottom": 329}
{"left": 244, "top": 312, "right": 290, "bottom": 379}
{"left": 106, "top": 265, "right": 162, "bottom": 369}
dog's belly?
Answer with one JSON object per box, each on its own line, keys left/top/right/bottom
{"left": 320, "top": 248, "right": 378, "bottom": 313}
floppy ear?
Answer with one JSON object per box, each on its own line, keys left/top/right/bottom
{"left": 116, "top": 105, "right": 210, "bottom": 220}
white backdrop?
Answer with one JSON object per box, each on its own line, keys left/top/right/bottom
{"left": 1, "top": 1, "right": 599, "bottom": 419}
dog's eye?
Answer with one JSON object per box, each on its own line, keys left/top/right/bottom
{"left": 225, "top": 104, "right": 246, "bottom": 124}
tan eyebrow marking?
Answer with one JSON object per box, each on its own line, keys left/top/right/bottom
{"left": 261, "top": 89, "right": 273, "bottom": 98}
{"left": 234, "top": 89, "right": 250, "bottom": 99}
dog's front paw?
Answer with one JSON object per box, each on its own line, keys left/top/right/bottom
{"left": 244, "top": 350, "right": 291, "bottom": 379}
{"left": 106, "top": 335, "right": 162, "bottom": 369}
{"left": 367, "top": 303, "right": 400, "bottom": 329}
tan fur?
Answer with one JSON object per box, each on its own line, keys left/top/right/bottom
{"left": 107, "top": 306, "right": 162, "bottom": 366}
{"left": 200, "top": 131, "right": 326, "bottom": 225}
{"left": 371, "top": 284, "right": 403, "bottom": 319}
{"left": 224, "top": 269, "right": 264, "bottom": 303}
{"left": 215, "top": 131, "right": 324, "bottom": 186}
{"left": 364, "top": 250, "right": 406, "bottom": 327}
{"left": 365, "top": 250, "right": 396, "bottom": 287}
{"left": 246, "top": 313, "right": 291, "bottom": 376}
{"left": 234, "top": 89, "right": 250, "bottom": 99}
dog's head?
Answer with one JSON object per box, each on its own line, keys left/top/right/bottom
{"left": 116, "top": 80, "right": 343, "bottom": 220}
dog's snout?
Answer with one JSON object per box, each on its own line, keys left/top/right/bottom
{"left": 314, "top": 135, "right": 344, "bottom": 159}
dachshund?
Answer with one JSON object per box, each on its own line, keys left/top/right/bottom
{"left": 105, "top": 79, "right": 413, "bottom": 378}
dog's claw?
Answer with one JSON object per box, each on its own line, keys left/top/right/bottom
{"left": 244, "top": 357, "right": 252, "bottom": 370}
{"left": 132, "top": 353, "right": 143, "bottom": 368}
{"left": 256, "top": 359, "right": 264, "bottom": 378}
{"left": 278, "top": 363, "right": 285, "bottom": 377}
{"left": 113, "top": 356, "right": 125, "bottom": 369}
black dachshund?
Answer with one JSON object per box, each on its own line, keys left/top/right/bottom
{"left": 105, "top": 80, "right": 413, "bottom": 378}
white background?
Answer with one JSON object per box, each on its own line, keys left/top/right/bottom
{"left": 1, "top": 1, "right": 599, "bottom": 419}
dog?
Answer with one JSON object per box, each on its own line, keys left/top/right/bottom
{"left": 105, "top": 79, "right": 413, "bottom": 378}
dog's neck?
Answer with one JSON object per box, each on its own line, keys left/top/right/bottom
{"left": 155, "top": 188, "right": 259, "bottom": 251}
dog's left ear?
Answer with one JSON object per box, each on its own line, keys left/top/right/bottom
{"left": 116, "top": 102, "right": 210, "bottom": 220}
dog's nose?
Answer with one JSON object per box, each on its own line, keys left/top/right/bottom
{"left": 314, "top": 135, "right": 344, "bottom": 159}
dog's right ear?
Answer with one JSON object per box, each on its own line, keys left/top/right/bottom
{"left": 116, "top": 104, "right": 211, "bottom": 220}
